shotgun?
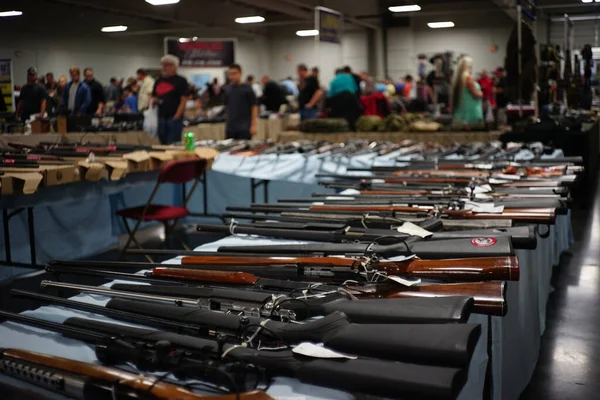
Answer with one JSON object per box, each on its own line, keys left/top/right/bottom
{"left": 0, "top": 348, "right": 272, "bottom": 400}
{"left": 179, "top": 255, "right": 520, "bottom": 281}
{"left": 40, "top": 278, "right": 503, "bottom": 316}
{"left": 10, "top": 290, "right": 480, "bottom": 368}
{"left": 196, "top": 222, "right": 537, "bottom": 250}
{"left": 216, "top": 236, "right": 515, "bottom": 259}
{"left": 0, "top": 311, "right": 469, "bottom": 399}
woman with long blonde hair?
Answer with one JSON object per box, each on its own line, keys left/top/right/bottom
{"left": 451, "top": 56, "right": 483, "bottom": 124}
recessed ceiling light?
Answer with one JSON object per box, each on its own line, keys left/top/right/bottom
{"left": 101, "top": 25, "right": 128, "bottom": 33}
{"left": 192, "top": 36, "right": 198, "bottom": 41}
{"left": 0, "top": 10, "right": 23, "bottom": 17}
{"left": 145, "top": 0, "right": 180, "bottom": 5}
{"left": 179, "top": 38, "right": 191, "bottom": 43}
{"left": 296, "top": 29, "right": 319, "bottom": 37}
{"left": 428, "top": 21, "right": 455, "bottom": 29}
{"left": 235, "top": 16, "right": 265, "bottom": 24}
{"left": 389, "top": 5, "right": 421, "bottom": 13}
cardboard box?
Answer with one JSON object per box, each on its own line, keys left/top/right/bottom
{"left": 1, "top": 165, "right": 79, "bottom": 186}
{"left": 0, "top": 172, "right": 44, "bottom": 195}
{"left": 77, "top": 161, "right": 107, "bottom": 182}
{"left": 122, "top": 151, "right": 151, "bottom": 173}
{"left": 148, "top": 151, "right": 174, "bottom": 171}
{"left": 103, "top": 160, "right": 128, "bottom": 181}
{"left": 57, "top": 116, "right": 67, "bottom": 134}
{"left": 31, "top": 120, "right": 51, "bottom": 134}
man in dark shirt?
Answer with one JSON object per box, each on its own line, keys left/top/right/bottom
{"left": 297, "top": 64, "right": 323, "bottom": 120}
{"left": 16, "top": 67, "right": 47, "bottom": 121}
{"left": 45, "top": 72, "right": 59, "bottom": 116}
{"left": 152, "top": 55, "right": 190, "bottom": 144}
{"left": 224, "top": 64, "right": 258, "bottom": 140}
{"left": 83, "top": 67, "right": 105, "bottom": 116}
{"left": 260, "top": 75, "right": 286, "bottom": 113}
{"left": 494, "top": 67, "right": 508, "bottom": 125}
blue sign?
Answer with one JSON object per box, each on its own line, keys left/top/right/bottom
{"left": 317, "top": 7, "right": 343, "bottom": 44}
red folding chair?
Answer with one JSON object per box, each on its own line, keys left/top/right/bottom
{"left": 117, "top": 158, "right": 207, "bottom": 262}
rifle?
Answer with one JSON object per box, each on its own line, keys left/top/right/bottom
{"left": 179, "top": 254, "right": 519, "bottom": 281}
{"left": 0, "top": 310, "right": 470, "bottom": 399}
{"left": 196, "top": 222, "right": 536, "bottom": 250}
{"left": 0, "top": 348, "right": 271, "bottom": 400}
{"left": 215, "top": 236, "right": 515, "bottom": 259}
{"left": 11, "top": 290, "right": 480, "bottom": 368}
{"left": 40, "top": 276, "right": 503, "bottom": 316}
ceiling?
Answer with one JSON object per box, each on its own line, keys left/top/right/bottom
{"left": 1, "top": 0, "right": 598, "bottom": 39}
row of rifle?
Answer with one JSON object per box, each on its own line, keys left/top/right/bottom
{"left": 0, "top": 152, "right": 582, "bottom": 399}
{"left": 197, "top": 138, "right": 570, "bottom": 161}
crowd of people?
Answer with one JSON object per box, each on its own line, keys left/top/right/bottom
{"left": 14, "top": 51, "right": 510, "bottom": 145}
{"left": 15, "top": 66, "right": 156, "bottom": 122}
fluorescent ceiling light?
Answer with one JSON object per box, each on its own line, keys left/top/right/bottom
{"left": 428, "top": 21, "right": 455, "bottom": 29}
{"left": 389, "top": 5, "right": 421, "bottom": 13}
{"left": 179, "top": 38, "right": 191, "bottom": 42}
{"left": 145, "top": 0, "right": 180, "bottom": 5}
{"left": 101, "top": 25, "right": 128, "bottom": 33}
{"left": 296, "top": 29, "right": 319, "bottom": 37}
{"left": 581, "top": 0, "right": 599, "bottom": 3}
{"left": 235, "top": 16, "right": 265, "bottom": 24}
{"left": 0, "top": 10, "right": 23, "bottom": 17}
{"left": 551, "top": 15, "right": 600, "bottom": 22}
{"left": 192, "top": 36, "right": 198, "bottom": 41}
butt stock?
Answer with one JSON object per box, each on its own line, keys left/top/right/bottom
{"left": 348, "top": 281, "right": 507, "bottom": 316}
{"left": 0, "top": 349, "right": 273, "bottom": 400}
{"left": 181, "top": 255, "right": 520, "bottom": 282}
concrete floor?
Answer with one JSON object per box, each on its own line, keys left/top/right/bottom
{"left": 520, "top": 183, "right": 600, "bottom": 399}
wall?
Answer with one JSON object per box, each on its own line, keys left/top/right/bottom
{"left": 267, "top": 26, "right": 369, "bottom": 88}
{"left": 0, "top": 34, "right": 164, "bottom": 86}
{"left": 387, "top": 12, "right": 515, "bottom": 80}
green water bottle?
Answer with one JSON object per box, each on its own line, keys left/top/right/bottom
{"left": 184, "top": 132, "right": 195, "bottom": 151}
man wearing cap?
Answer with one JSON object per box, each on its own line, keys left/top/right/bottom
{"left": 151, "top": 55, "right": 190, "bottom": 144}
{"left": 16, "top": 67, "right": 47, "bottom": 121}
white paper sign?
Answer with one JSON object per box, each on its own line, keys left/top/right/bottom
{"left": 396, "top": 222, "right": 433, "bottom": 238}
{"left": 463, "top": 201, "right": 505, "bottom": 214}
{"left": 387, "top": 275, "right": 422, "bottom": 286}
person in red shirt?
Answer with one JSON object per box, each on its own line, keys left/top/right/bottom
{"left": 477, "top": 70, "right": 495, "bottom": 115}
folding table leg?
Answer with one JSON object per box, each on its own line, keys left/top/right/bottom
{"left": 2, "top": 209, "right": 11, "bottom": 264}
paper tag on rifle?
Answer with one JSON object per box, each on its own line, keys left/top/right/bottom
{"left": 469, "top": 184, "right": 492, "bottom": 194}
{"left": 385, "top": 254, "right": 417, "bottom": 262}
{"left": 342, "top": 189, "right": 361, "bottom": 195}
{"left": 292, "top": 343, "right": 357, "bottom": 360}
{"left": 474, "top": 193, "right": 492, "bottom": 200}
{"left": 489, "top": 178, "right": 510, "bottom": 184}
{"left": 387, "top": 275, "right": 422, "bottom": 286}
{"left": 474, "top": 163, "right": 493, "bottom": 170}
{"left": 396, "top": 222, "right": 433, "bottom": 238}
{"left": 325, "top": 196, "right": 355, "bottom": 201}
{"left": 495, "top": 174, "right": 521, "bottom": 181}
{"left": 463, "top": 201, "right": 505, "bottom": 214}
{"left": 372, "top": 179, "right": 386, "bottom": 183}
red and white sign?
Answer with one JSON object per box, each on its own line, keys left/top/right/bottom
{"left": 471, "top": 237, "right": 497, "bottom": 247}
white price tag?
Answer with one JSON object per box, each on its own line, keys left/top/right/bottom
{"left": 495, "top": 174, "right": 521, "bottom": 181}
{"left": 471, "top": 184, "right": 493, "bottom": 194}
{"left": 292, "top": 343, "right": 358, "bottom": 359}
{"left": 387, "top": 275, "right": 422, "bottom": 286}
{"left": 474, "top": 193, "right": 493, "bottom": 200}
{"left": 385, "top": 254, "right": 417, "bottom": 262}
{"left": 489, "top": 178, "right": 510, "bottom": 184}
{"left": 372, "top": 179, "right": 386, "bottom": 184}
{"left": 463, "top": 201, "right": 505, "bottom": 214}
{"left": 396, "top": 222, "right": 433, "bottom": 238}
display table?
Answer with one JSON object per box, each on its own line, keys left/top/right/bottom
{"left": 0, "top": 131, "right": 159, "bottom": 148}
{"left": 185, "top": 119, "right": 286, "bottom": 142}
{"left": 0, "top": 214, "right": 573, "bottom": 400}
{"left": 277, "top": 130, "right": 504, "bottom": 145}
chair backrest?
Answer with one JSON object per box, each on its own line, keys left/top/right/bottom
{"left": 158, "top": 158, "right": 207, "bottom": 184}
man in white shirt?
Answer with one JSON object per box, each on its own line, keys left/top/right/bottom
{"left": 136, "top": 68, "right": 155, "bottom": 112}
{"left": 246, "top": 75, "right": 263, "bottom": 99}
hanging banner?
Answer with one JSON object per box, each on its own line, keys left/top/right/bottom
{"left": 316, "top": 6, "right": 343, "bottom": 44}
{"left": 165, "top": 39, "right": 235, "bottom": 68}
{"left": 0, "top": 59, "right": 14, "bottom": 112}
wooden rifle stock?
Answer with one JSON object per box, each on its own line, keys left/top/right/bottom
{"left": 348, "top": 281, "right": 507, "bottom": 316}
{"left": 1, "top": 349, "right": 273, "bottom": 400}
{"left": 152, "top": 268, "right": 260, "bottom": 284}
{"left": 180, "top": 255, "right": 520, "bottom": 281}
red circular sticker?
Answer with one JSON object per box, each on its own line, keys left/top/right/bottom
{"left": 471, "top": 237, "right": 497, "bottom": 247}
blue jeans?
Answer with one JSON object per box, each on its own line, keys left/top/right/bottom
{"left": 158, "top": 118, "right": 184, "bottom": 145}
{"left": 299, "top": 108, "right": 319, "bottom": 120}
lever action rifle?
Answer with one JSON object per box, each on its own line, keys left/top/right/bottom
{"left": 0, "top": 311, "right": 469, "bottom": 400}
{"left": 39, "top": 278, "right": 505, "bottom": 317}
{"left": 11, "top": 290, "right": 480, "bottom": 368}
{"left": 0, "top": 348, "right": 271, "bottom": 400}
{"left": 197, "top": 222, "right": 537, "bottom": 249}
